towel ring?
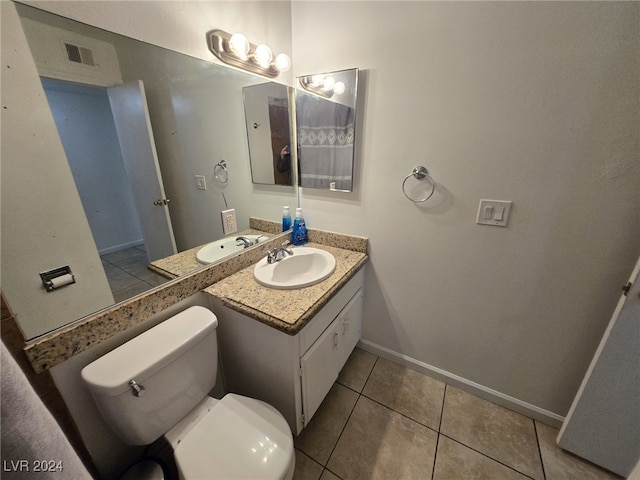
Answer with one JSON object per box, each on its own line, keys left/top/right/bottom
{"left": 402, "top": 165, "right": 435, "bottom": 203}
{"left": 214, "top": 159, "right": 228, "bottom": 184}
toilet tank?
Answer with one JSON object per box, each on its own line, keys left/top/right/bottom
{"left": 81, "top": 306, "right": 218, "bottom": 445}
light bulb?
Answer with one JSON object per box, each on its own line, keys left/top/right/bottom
{"left": 334, "top": 81, "right": 346, "bottom": 95}
{"left": 274, "top": 53, "right": 291, "bottom": 72}
{"left": 311, "top": 75, "right": 325, "bottom": 86}
{"left": 228, "top": 33, "right": 250, "bottom": 60}
{"left": 254, "top": 44, "right": 273, "bottom": 68}
{"left": 323, "top": 76, "right": 336, "bottom": 91}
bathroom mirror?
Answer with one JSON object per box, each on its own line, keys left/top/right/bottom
{"left": 7, "top": 4, "right": 297, "bottom": 339}
{"left": 244, "top": 83, "right": 295, "bottom": 186}
{"left": 296, "top": 68, "right": 359, "bottom": 192}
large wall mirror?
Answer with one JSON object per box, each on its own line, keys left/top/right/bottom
{"left": 296, "top": 68, "right": 359, "bottom": 192}
{"left": 7, "top": 4, "right": 297, "bottom": 339}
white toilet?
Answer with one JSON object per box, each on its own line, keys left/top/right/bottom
{"left": 81, "top": 306, "right": 295, "bottom": 480}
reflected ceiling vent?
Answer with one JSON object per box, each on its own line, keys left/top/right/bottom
{"left": 64, "top": 43, "right": 95, "bottom": 66}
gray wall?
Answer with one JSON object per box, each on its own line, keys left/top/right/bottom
{"left": 292, "top": 1, "right": 640, "bottom": 417}
{"left": 42, "top": 79, "right": 143, "bottom": 254}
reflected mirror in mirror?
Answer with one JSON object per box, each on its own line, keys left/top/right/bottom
{"left": 244, "top": 83, "right": 295, "bottom": 186}
{"left": 7, "top": 4, "right": 297, "bottom": 339}
{"left": 296, "top": 68, "right": 359, "bottom": 192}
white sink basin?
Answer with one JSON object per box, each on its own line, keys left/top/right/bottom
{"left": 196, "top": 235, "right": 266, "bottom": 265}
{"left": 253, "top": 247, "right": 336, "bottom": 289}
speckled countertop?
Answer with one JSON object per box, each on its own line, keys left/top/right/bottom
{"left": 204, "top": 242, "right": 368, "bottom": 335}
{"left": 148, "top": 229, "right": 273, "bottom": 279}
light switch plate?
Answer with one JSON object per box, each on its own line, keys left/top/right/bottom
{"left": 195, "top": 175, "right": 206, "bottom": 190}
{"left": 476, "top": 199, "right": 512, "bottom": 227}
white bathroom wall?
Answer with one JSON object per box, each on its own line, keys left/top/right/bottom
{"left": 42, "top": 79, "right": 144, "bottom": 254}
{"left": 1, "top": 1, "right": 115, "bottom": 339}
{"left": 292, "top": 2, "right": 640, "bottom": 417}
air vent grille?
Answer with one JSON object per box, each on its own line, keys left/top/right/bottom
{"left": 64, "top": 43, "right": 95, "bottom": 66}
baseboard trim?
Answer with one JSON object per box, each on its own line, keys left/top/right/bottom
{"left": 358, "top": 339, "right": 565, "bottom": 429}
{"left": 98, "top": 239, "right": 144, "bottom": 256}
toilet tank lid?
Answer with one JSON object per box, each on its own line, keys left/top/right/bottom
{"left": 81, "top": 306, "right": 217, "bottom": 396}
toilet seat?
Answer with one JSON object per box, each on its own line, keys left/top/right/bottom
{"left": 174, "top": 394, "right": 295, "bottom": 480}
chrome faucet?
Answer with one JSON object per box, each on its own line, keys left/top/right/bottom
{"left": 264, "top": 241, "right": 294, "bottom": 264}
{"left": 236, "top": 236, "right": 254, "bottom": 248}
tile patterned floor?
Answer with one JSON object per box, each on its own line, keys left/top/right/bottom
{"left": 100, "top": 245, "right": 168, "bottom": 302}
{"left": 293, "top": 348, "right": 622, "bottom": 480}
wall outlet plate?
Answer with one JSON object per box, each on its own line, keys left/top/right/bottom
{"left": 221, "top": 208, "right": 237, "bottom": 234}
{"left": 476, "top": 199, "right": 512, "bottom": 227}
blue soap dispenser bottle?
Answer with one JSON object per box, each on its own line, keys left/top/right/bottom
{"left": 292, "top": 207, "right": 308, "bottom": 246}
{"left": 282, "top": 206, "right": 291, "bottom": 231}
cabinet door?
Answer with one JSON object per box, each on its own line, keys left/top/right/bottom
{"left": 337, "top": 289, "right": 363, "bottom": 368}
{"left": 300, "top": 289, "right": 363, "bottom": 425}
{"left": 300, "top": 316, "right": 343, "bottom": 425}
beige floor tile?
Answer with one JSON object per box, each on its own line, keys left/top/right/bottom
{"left": 362, "top": 357, "right": 445, "bottom": 430}
{"left": 327, "top": 395, "right": 437, "bottom": 480}
{"left": 536, "top": 421, "right": 622, "bottom": 480}
{"left": 337, "top": 347, "right": 377, "bottom": 392}
{"left": 440, "top": 386, "right": 544, "bottom": 480}
{"left": 293, "top": 449, "right": 324, "bottom": 480}
{"left": 295, "top": 383, "right": 359, "bottom": 465}
{"left": 319, "top": 470, "right": 342, "bottom": 480}
{"left": 433, "top": 435, "right": 530, "bottom": 480}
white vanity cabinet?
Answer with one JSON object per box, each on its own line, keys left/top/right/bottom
{"left": 210, "top": 268, "right": 364, "bottom": 435}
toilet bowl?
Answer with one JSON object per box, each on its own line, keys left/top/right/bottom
{"left": 81, "top": 306, "right": 295, "bottom": 480}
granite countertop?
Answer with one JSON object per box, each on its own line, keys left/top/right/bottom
{"left": 204, "top": 242, "right": 368, "bottom": 335}
{"left": 149, "top": 229, "right": 273, "bottom": 279}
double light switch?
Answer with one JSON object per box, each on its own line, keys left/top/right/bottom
{"left": 476, "top": 199, "right": 512, "bottom": 227}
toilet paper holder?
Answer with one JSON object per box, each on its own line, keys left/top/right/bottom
{"left": 40, "top": 266, "right": 76, "bottom": 292}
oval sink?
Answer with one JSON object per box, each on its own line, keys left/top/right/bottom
{"left": 253, "top": 247, "right": 336, "bottom": 289}
{"left": 196, "top": 235, "right": 266, "bottom": 265}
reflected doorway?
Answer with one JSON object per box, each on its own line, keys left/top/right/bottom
{"left": 41, "top": 78, "right": 169, "bottom": 300}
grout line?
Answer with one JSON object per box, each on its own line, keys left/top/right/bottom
{"left": 322, "top": 466, "right": 345, "bottom": 480}
{"left": 359, "top": 392, "right": 440, "bottom": 434}
{"left": 321, "top": 355, "right": 380, "bottom": 472}
{"left": 294, "top": 448, "right": 324, "bottom": 471}
{"left": 438, "top": 432, "right": 537, "bottom": 480}
{"left": 322, "top": 387, "right": 359, "bottom": 469}
{"left": 533, "top": 419, "right": 547, "bottom": 480}
{"left": 431, "top": 383, "right": 448, "bottom": 480}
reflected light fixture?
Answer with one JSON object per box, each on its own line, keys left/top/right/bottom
{"left": 206, "top": 29, "right": 291, "bottom": 78}
{"left": 299, "top": 74, "right": 346, "bottom": 99}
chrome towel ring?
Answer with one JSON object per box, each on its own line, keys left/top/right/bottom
{"left": 402, "top": 165, "right": 435, "bottom": 203}
{"left": 214, "top": 159, "right": 228, "bottom": 184}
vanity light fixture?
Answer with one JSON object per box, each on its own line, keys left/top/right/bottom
{"left": 206, "top": 29, "right": 290, "bottom": 78}
{"left": 299, "top": 74, "right": 346, "bottom": 98}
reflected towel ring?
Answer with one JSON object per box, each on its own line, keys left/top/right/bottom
{"left": 214, "top": 159, "right": 228, "bottom": 184}
{"left": 402, "top": 165, "right": 435, "bottom": 203}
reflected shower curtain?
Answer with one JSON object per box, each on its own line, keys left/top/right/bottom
{"left": 296, "top": 93, "right": 355, "bottom": 190}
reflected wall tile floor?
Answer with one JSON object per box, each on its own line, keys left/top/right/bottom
{"left": 293, "top": 347, "right": 623, "bottom": 480}
{"left": 101, "top": 245, "right": 168, "bottom": 302}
